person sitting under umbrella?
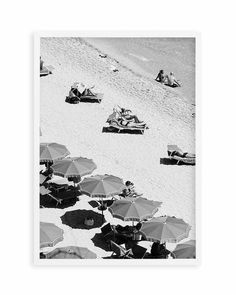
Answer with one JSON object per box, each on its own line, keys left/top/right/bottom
{"left": 151, "top": 241, "right": 173, "bottom": 259}
{"left": 121, "top": 181, "right": 141, "bottom": 198}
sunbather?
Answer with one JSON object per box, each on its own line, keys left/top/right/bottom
{"left": 121, "top": 181, "right": 141, "bottom": 198}
{"left": 165, "top": 72, "right": 181, "bottom": 87}
{"left": 117, "top": 117, "right": 145, "bottom": 127}
{"left": 151, "top": 241, "right": 172, "bottom": 259}
{"left": 40, "top": 56, "right": 44, "bottom": 71}
{"left": 167, "top": 145, "right": 195, "bottom": 158}
{"left": 155, "top": 69, "right": 165, "bottom": 83}
{"left": 120, "top": 108, "right": 143, "bottom": 123}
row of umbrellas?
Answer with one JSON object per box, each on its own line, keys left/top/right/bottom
{"left": 40, "top": 221, "right": 195, "bottom": 259}
{"left": 39, "top": 142, "right": 195, "bottom": 258}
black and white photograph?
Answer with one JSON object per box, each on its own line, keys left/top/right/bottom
{"left": 36, "top": 33, "right": 197, "bottom": 264}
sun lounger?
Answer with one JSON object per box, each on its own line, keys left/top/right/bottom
{"left": 66, "top": 88, "right": 103, "bottom": 104}
{"left": 40, "top": 66, "right": 53, "bottom": 77}
{"left": 167, "top": 145, "right": 196, "bottom": 165}
{"left": 110, "top": 241, "right": 132, "bottom": 258}
{"left": 40, "top": 192, "right": 63, "bottom": 206}
{"left": 108, "top": 119, "right": 147, "bottom": 134}
{"left": 48, "top": 183, "right": 69, "bottom": 194}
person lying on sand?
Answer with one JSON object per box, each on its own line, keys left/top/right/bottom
{"left": 165, "top": 72, "right": 181, "bottom": 87}
{"left": 155, "top": 69, "right": 165, "bottom": 83}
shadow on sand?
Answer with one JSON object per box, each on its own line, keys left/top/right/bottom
{"left": 91, "top": 233, "right": 111, "bottom": 252}
{"left": 160, "top": 158, "right": 195, "bottom": 166}
{"left": 40, "top": 195, "right": 78, "bottom": 209}
{"left": 88, "top": 200, "right": 114, "bottom": 209}
{"left": 40, "top": 186, "right": 81, "bottom": 209}
{"left": 102, "top": 126, "right": 144, "bottom": 135}
{"left": 61, "top": 209, "right": 105, "bottom": 230}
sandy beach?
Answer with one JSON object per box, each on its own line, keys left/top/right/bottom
{"left": 40, "top": 37, "right": 195, "bottom": 258}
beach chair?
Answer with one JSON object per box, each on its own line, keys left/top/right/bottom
{"left": 40, "top": 65, "right": 53, "bottom": 77}
{"left": 108, "top": 119, "right": 147, "bottom": 134}
{"left": 80, "top": 89, "right": 103, "bottom": 103}
{"left": 40, "top": 192, "right": 63, "bottom": 206}
{"left": 167, "top": 145, "right": 196, "bottom": 165}
{"left": 129, "top": 244, "right": 147, "bottom": 259}
{"left": 101, "top": 223, "right": 115, "bottom": 239}
{"left": 110, "top": 241, "right": 132, "bottom": 258}
{"left": 66, "top": 85, "right": 103, "bottom": 104}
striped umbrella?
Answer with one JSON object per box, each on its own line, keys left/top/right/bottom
{"left": 46, "top": 246, "right": 97, "bottom": 259}
{"left": 79, "top": 174, "right": 125, "bottom": 198}
{"left": 51, "top": 157, "right": 96, "bottom": 188}
{"left": 79, "top": 174, "right": 125, "bottom": 216}
{"left": 173, "top": 240, "right": 196, "bottom": 259}
{"left": 140, "top": 216, "right": 191, "bottom": 243}
{"left": 109, "top": 197, "right": 162, "bottom": 223}
{"left": 40, "top": 143, "right": 70, "bottom": 164}
{"left": 40, "top": 222, "right": 64, "bottom": 248}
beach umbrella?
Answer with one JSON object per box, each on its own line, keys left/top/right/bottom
{"left": 172, "top": 240, "right": 196, "bottom": 259}
{"left": 79, "top": 174, "right": 125, "bottom": 217}
{"left": 52, "top": 157, "right": 96, "bottom": 178}
{"left": 45, "top": 246, "right": 97, "bottom": 259}
{"left": 140, "top": 216, "right": 191, "bottom": 244}
{"left": 109, "top": 197, "right": 162, "bottom": 224}
{"left": 40, "top": 222, "right": 64, "bottom": 248}
{"left": 79, "top": 174, "right": 125, "bottom": 198}
{"left": 40, "top": 143, "right": 70, "bottom": 164}
{"left": 51, "top": 157, "right": 97, "bottom": 188}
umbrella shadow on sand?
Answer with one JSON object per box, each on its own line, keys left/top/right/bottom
{"left": 40, "top": 187, "right": 81, "bottom": 209}
{"left": 61, "top": 209, "right": 105, "bottom": 230}
{"left": 88, "top": 199, "right": 114, "bottom": 209}
{"left": 160, "top": 158, "right": 195, "bottom": 166}
{"left": 91, "top": 233, "right": 111, "bottom": 252}
{"left": 40, "top": 194, "right": 78, "bottom": 209}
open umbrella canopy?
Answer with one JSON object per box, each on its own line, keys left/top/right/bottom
{"left": 51, "top": 157, "right": 96, "bottom": 178}
{"left": 109, "top": 197, "right": 162, "bottom": 222}
{"left": 140, "top": 216, "right": 191, "bottom": 243}
{"left": 173, "top": 239, "right": 196, "bottom": 259}
{"left": 79, "top": 174, "right": 125, "bottom": 198}
{"left": 40, "top": 143, "right": 70, "bottom": 163}
{"left": 45, "top": 246, "right": 97, "bottom": 259}
{"left": 40, "top": 222, "right": 64, "bottom": 248}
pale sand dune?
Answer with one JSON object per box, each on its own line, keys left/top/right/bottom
{"left": 40, "top": 37, "right": 195, "bottom": 258}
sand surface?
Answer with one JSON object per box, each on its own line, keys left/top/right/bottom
{"left": 40, "top": 37, "right": 195, "bottom": 258}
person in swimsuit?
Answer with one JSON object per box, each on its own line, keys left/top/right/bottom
{"left": 155, "top": 70, "right": 165, "bottom": 83}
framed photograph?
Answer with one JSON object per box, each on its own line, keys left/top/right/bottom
{"left": 34, "top": 31, "right": 200, "bottom": 265}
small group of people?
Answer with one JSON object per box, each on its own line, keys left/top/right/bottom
{"left": 109, "top": 105, "right": 146, "bottom": 128}
{"left": 121, "top": 180, "right": 142, "bottom": 198}
{"left": 150, "top": 241, "right": 174, "bottom": 259}
{"left": 155, "top": 70, "right": 181, "bottom": 87}
{"left": 69, "top": 82, "right": 95, "bottom": 99}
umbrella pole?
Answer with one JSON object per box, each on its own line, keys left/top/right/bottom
{"left": 101, "top": 198, "right": 104, "bottom": 222}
